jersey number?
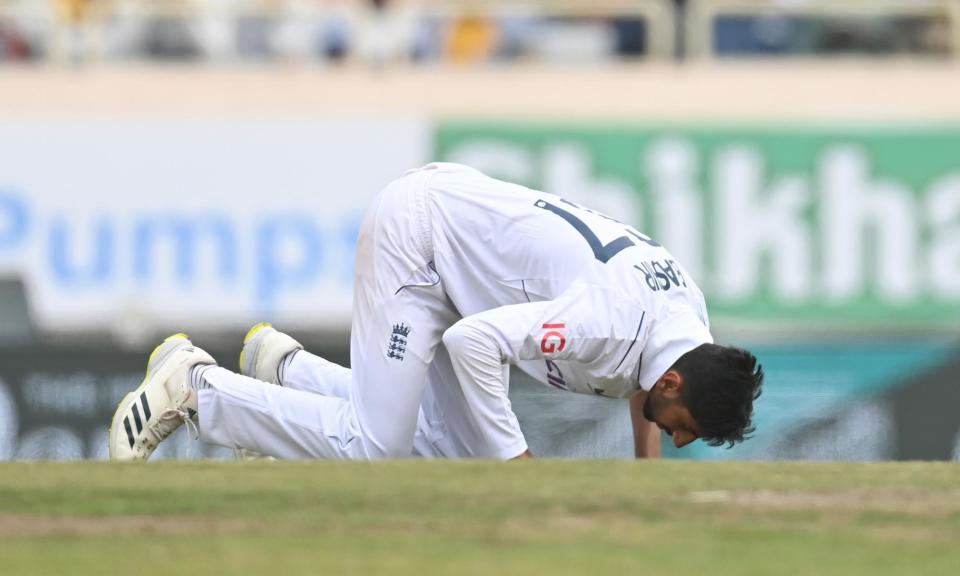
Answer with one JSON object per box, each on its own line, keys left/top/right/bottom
{"left": 535, "top": 199, "right": 659, "bottom": 263}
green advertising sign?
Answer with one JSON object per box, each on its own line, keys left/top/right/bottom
{"left": 435, "top": 124, "right": 960, "bottom": 328}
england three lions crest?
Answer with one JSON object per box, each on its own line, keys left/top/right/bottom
{"left": 387, "top": 323, "right": 410, "bottom": 361}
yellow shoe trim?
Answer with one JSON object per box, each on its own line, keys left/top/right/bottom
{"left": 146, "top": 333, "right": 190, "bottom": 372}
{"left": 240, "top": 323, "right": 272, "bottom": 371}
{"left": 244, "top": 323, "right": 272, "bottom": 344}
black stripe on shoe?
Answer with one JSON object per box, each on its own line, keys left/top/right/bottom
{"left": 124, "top": 417, "right": 135, "bottom": 449}
{"left": 140, "top": 392, "right": 152, "bottom": 421}
{"left": 132, "top": 404, "right": 143, "bottom": 434}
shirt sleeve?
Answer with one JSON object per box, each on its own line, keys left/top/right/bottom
{"left": 441, "top": 283, "right": 625, "bottom": 459}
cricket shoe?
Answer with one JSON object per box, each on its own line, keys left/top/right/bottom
{"left": 234, "top": 323, "right": 302, "bottom": 461}
{"left": 239, "top": 322, "right": 303, "bottom": 385}
{"left": 108, "top": 334, "right": 215, "bottom": 462}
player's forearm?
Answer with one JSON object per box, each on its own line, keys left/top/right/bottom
{"left": 630, "top": 392, "right": 662, "bottom": 459}
{"left": 442, "top": 321, "right": 529, "bottom": 460}
{"left": 633, "top": 421, "right": 662, "bottom": 458}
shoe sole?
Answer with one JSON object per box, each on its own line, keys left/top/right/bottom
{"left": 107, "top": 333, "right": 190, "bottom": 461}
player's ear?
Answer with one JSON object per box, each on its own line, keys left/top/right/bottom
{"left": 658, "top": 370, "right": 684, "bottom": 399}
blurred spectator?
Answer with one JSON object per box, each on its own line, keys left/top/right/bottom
{"left": 495, "top": 12, "right": 540, "bottom": 61}
{"left": 141, "top": 16, "right": 200, "bottom": 61}
{"left": 272, "top": 0, "right": 307, "bottom": 62}
{"left": 528, "top": 17, "right": 614, "bottom": 64}
{"left": 57, "top": 0, "right": 94, "bottom": 65}
{"left": 351, "top": 0, "right": 418, "bottom": 67}
{"left": 138, "top": 0, "right": 202, "bottom": 63}
{"left": 0, "top": 18, "right": 33, "bottom": 61}
{"left": 446, "top": 13, "right": 497, "bottom": 65}
{"left": 612, "top": 17, "right": 647, "bottom": 58}
{"left": 195, "top": 0, "right": 233, "bottom": 62}
{"left": 410, "top": 11, "right": 442, "bottom": 62}
{"left": 715, "top": 15, "right": 795, "bottom": 55}
{"left": 0, "top": 0, "right": 47, "bottom": 63}
{"left": 319, "top": 15, "right": 350, "bottom": 62}
{"left": 236, "top": 13, "right": 274, "bottom": 60}
{"left": 313, "top": 1, "right": 353, "bottom": 63}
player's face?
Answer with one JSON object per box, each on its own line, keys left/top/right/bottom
{"left": 643, "top": 372, "right": 700, "bottom": 449}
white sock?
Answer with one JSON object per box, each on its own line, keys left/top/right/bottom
{"left": 190, "top": 364, "right": 217, "bottom": 391}
{"left": 185, "top": 364, "right": 217, "bottom": 416}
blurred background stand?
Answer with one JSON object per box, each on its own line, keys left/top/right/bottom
{"left": 0, "top": 279, "right": 32, "bottom": 346}
{"left": 0, "top": 0, "right": 958, "bottom": 462}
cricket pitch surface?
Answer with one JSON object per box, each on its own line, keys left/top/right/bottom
{"left": 1, "top": 460, "right": 957, "bottom": 575}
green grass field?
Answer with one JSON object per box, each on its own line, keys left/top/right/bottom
{"left": 0, "top": 461, "right": 958, "bottom": 575}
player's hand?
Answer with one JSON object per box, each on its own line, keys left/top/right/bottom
{"left": 511, "top": 449, "right": 535, "bottom": 460}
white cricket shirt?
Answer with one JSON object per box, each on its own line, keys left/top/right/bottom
{"left": 418, "top": 163, "right": 712, "bottom": 456}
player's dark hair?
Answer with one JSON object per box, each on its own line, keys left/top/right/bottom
{"left": 672, "top": 343, "right": 764, "bottom": 448}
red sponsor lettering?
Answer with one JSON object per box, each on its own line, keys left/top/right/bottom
{"left": 540, "top": 323, "right": 567, "bottom": 354}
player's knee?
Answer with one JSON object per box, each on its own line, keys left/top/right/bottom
{"left": 441, "top": 321, "right": 474, "bottom": 355}
{"left": 441, "top": 323, "right": 463, "bottom": 352}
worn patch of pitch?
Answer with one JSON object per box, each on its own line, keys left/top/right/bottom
{"left": 0, "top": 514, "right": 255, "bottom": 537}
{"left": 686, "top": 489, "right": 960, "bottom": 516}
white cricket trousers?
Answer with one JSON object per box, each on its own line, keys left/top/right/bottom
{"left": 198, "top": 166, "right": 497, "bottom": 459}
